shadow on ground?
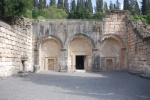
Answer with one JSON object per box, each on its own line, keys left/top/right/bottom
{"left": 19, "top": 71, "right": 150, "bottom": 100}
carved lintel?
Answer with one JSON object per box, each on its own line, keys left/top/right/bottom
{"left": 61, "top": 48, "right": 67, "bottom": 51}
{"left": 92, "top": 48, "right": 99, "bottom": 51}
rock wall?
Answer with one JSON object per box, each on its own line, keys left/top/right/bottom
{"left": 126, "top": 17, "right": 150, "bottom": 74}
{"left": 32, "top": 10, "right": 128, "bottom": 71}
{"left": 32, "top": 20, "right": 101, "bottom": 71}
{"left": 99, "top": 10, "right": 128, "bottom": 70}
{"left": 0, "top": 10, "right": 150, "bottom": 77}
{"left": 0, "top": 19, "right": 32, "bottom": 78}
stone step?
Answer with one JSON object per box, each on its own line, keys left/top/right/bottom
{"left": 128, "top": 70, "right": 143, "bottom": 75}
{"left": 140, "top": 74, "right": 150, "bottom": 79}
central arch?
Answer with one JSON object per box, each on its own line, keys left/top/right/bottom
{"left": 67, "top": 34, "right": 93, "bottom": 71}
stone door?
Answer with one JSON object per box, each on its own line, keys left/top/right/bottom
{"left": 106, "top": 59, "right": 114, "bottom": 70}
{"left": 48, "top": 59, "right": 54, "bottom": 70}
{"left": 100, "top": 58, "right": 115, "bottom": 70}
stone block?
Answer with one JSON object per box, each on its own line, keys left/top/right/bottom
{"left": 0, "top": 48, "right": 5, "bottom": 53}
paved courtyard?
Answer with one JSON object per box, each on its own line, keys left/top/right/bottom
{"left": 0, "top": 71, "right": 150, "bottom": 100}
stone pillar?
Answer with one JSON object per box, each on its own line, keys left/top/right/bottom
{"left": 92, "top": 48, "right": 100, "bottom": 71}
{"left": 60, "top": 48, "right": 68, "bottom": 72}
{"left": 23, "top": 61, "right": 29, "bottom": 72}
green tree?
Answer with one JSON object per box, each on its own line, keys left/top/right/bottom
{"left": 39, "top": 0, "right": 43, "bottom": 10}
{"left": 123, "top": 0, "right": 130, "bottom": 10}
{"left": 141, "top": 0, "right": 150, "bottom": 14}
{"left": 146, "top": 12, "right": 150, "bottom": 24}
{"left": 96, "top": 0, "right": 103, "bottom": 12}
{"left": 93, "top": 12, "right": 105, "bottom": 19}
{"left": 57, "top": 0, "right": 64, "bottom": 9}
{"left": 44, "top": 0, "right": 47, "bottom": 8}
{"left": 129, "top": 0, "right": 136, "bottom": 14}
{"left": 64, "top": 0, "right": 69, "bottom": 13}
{"left": 1, "top": 0, "right": 31, "bottom": 17}
{"left": 33, "top": 0, "right": 38, "bottom": 8}
{"left": 0, "top": 0, "right": 7, "bottom": 16}
{"left": 50, "top": 0, "right": 56, "bottom": 6}
{"left": 88, "top": 0, "right": 93, "bottom": 13}
{"left": 103, "top": 2, "right": 108, "bottom": 13}
{"left": 68, "top": 5, "right": 92, "bottom": 19}
{"left": 32, "top": 7, "right": 39, "bottom": 18}
{"left": 115, "top": 0, "right": 121, "bottom": 9}
{"left": 109, "top": 0, "right": 114, "bottom": 10}
{"left": 77, "top": 0, "right": 80, "bottom": 6}
{"left": 133, "top": 1, "right": 140, "bottom": 15}
{"left": 40, "top": 5, "right": 67, "bottom": 19}
{"left": 70, "top": 0, "right": 76, "bottom": 11}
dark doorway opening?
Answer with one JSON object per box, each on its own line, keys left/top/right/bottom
{"left": 76, "top": 56, "right": 84, "bottom": 69}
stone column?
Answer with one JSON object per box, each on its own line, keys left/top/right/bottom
{"left": 60, "top": 48, "right": 68, "bottom": 72}
{"left": 92, "top": 48, "right": 100, "bottom": 71}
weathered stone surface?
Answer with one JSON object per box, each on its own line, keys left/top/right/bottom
{"left": 0, "top": 18, "right": 33, "bottom": 77}
{"left": 0, "top": 10, "right": 150, "bottom": 77}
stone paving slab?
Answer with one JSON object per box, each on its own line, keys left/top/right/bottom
{"left": 128, "top": 70, "right": 143, "bottom": 75}
{"left": 0, "top": 71, "right": 150, "bottom": 100}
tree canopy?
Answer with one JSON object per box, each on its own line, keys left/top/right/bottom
{"left": 0, "top": 0, "right": 31, "bottom": 17}
{"left": 0, "top": 0, "right": 150, "bottom": 24}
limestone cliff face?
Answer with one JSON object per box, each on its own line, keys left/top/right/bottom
{"left": 126, "top": 16, "right": 150, "bottom": 74}
{"left": 0, "top": 10, "right": 150, "bottom": 78}
{"left": 0, "top": 19, "right": 33, "bottom": 78}
{"left": 32, "top": 10, "right": 128, "bottom": 72}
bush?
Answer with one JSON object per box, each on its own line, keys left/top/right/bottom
{"left": 0, "top": 0, "right": 32, "bottom": 18}
{"left": 39, "top": 6, "right": 68, "bottom": 19}
{"left": 92, "top": 12, "right": 105, "bottom": 20}
{"left": 68, "top": 5, "right": 92, "bottom": 19}
{"left": 146, "top": 13, "right": 150, "bottom": 24}
{"left": 37, "top": 16, "right": 45, "bottom": 19}
{"left": 32, "top": 7, "right": 39, "bottom": 19}
{"left": 23, "top": 9, "right": 32, "bottom": 19}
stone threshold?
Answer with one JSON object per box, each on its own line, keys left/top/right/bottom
{"left": 75, "top": 70, "right": 86, "bottom": 73}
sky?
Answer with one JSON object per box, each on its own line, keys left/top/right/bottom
{"left": 46, "top": 0, "right": 142, "bottom": 10}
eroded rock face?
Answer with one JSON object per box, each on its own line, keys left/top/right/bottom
{"left": 0, "top": 10, "right": 150, "bottom": 77}
{"left": 32, "top": 10, "right": 128, "bottom": 72}
{"left": 0, "top": 19, "right": 32, "bottom": 77}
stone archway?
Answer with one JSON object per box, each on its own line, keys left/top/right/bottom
{"left": 99, "top": 34, "right": 127, "bottom": 70}
{"left": 68, "top": 35, "right": 93, "bottom": 71}
{"left": 40, "top": 38, "right": 61, "bottom": 71}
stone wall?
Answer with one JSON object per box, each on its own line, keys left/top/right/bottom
{"left": 32, "top": 10, "right": 128, "bottom": 71}
{"left": 32, "top": 20, "right": 101, "bottom": 71}
{"left": 0, "top": 19, "right": 32, "bottom": 78}
{"left": 1, "top": 10, "right": 150, "bottom": 77}
{"left": 99, "top": 10, "right": 128, "bottom": 70}
{"left": 126, "top": 17, "right": 150, "bottom": 74}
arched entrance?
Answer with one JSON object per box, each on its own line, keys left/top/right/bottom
{"left": 99, "top": 34, "right": 126, "bottom": 70}
{"left": 40, "top": 38, "right": 61, "bottom": 71}
{"left": 68, "top": 34, "right": 93, "bottom": 71}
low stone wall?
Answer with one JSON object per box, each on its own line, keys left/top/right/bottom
{"left": 127, "top": 18, "right": 150, "bottom": 74}
{"left": 0, "top": 21, "right": 32, "bottom": 78}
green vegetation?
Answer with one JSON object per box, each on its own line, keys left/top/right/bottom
{"left": 0, "top": 0, "right": 31, "bottom": 17}
{"left": 123, "top": 0, "right": 150, "bottom": 24}
{"left": 0, "top": 0, "right": 150, "bottom": 24}
{"left": 39, "top": 6, "right": 68, "bottom": 19}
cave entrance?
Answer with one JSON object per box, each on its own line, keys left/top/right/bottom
{"left": 76, "top": 56, "right": 84, "bottom": 70}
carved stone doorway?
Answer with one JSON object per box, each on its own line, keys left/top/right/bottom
{"left": 48, "top": 59, "right": 54, "bottom": 70}
{"left": 76, "top": 56, "right": 84, "bottom": 70}
{"left": 40, "top": 39, "right": 61, "bottom": 71}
